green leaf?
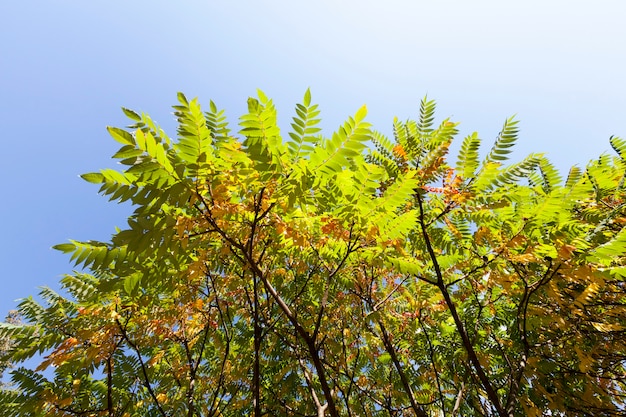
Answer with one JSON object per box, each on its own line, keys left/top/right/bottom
{"left": 538, "top": 157, "right": 562, "bottom": 193}
{"left": 51, "top": 243, "right": 76, "bottom": 253}
{"left": 80, "top": 172, "right": 104, "bottom": 183}
{"left": 354, "top": 104, "right": 367, "bottom": 123}
{"left": 107, "top": 126, "right": 134, "bottom": 146}
{"left": 112, "top": 145, "right": 143, "bottom": 160}
{"left": 177, "top": 91, "right": 188, "bottom": 106}
{"left": 123, "top": 275, "right": 141, "bottom": 296}
{"left": 378, "top": 352, "right": 391, "bottom": 364}
{"left": 483, "top": 116, "right": 519, "bottom": 163}
{"left": 418, "top": 96, "right": 436, "bottom": 136}
{"left": 456, "top": 132, "right": 481, "bottom": 179}
{"left": 610, "top": 135, "right": 626, "bottom": 160}
{"left": 121, "top": 107, "right": 141, "bottom": 121}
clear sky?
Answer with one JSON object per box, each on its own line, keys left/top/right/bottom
{"left": 1, "top": 0, "right": 625, "bottom": 316}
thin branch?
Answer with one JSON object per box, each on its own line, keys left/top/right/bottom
{"left": 115, "top": 317, "right": 167, "bottom": 417}
{"left": 418, "top": 309, "right": 446, "bottom": 416}
{"left": 377, "top": 319, "right": 429, "bottom": 417}
{"left": 106, "top": 356, "right": 113, "bottom": 417}
{"left": 299, "top": 358, "right": 328, "bottom": 417}
{"left": 452, "top": 382, "right": 465, "bottom": 416}
{"left": 416, "top": 192, "right": 506, "bottom": 417}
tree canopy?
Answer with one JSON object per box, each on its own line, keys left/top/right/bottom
{"left": 1, "top": 91, "right": 626, "bottom": 416}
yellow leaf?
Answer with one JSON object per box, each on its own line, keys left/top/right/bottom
{"left": 558, "top": 242, "right": 577, "bottom": 259}
{"left": 575, "top": 282, "right": 600, "bottom": 306}
{"left": 510, "top": 253, "right": 536, "bottom": 264}
{"left": 72, "top": 378, "right": 81, "bottom": 394}
{"left": 592, "top": 322, "right": 624, "bottom": 332}
{"left": 58, "top": 397, "right": 73, "bottom": 407}
{"left": 35, "top": 357, "right": 53, "bottom": 372}
{"left": 474, "top": 226, "right": 491, "bottom": 244}
{"left": 193, "top": 298, "right": 204, "bottom": 310}
{"left": 147, "top": 350, "right": 165, "bottom": 367}
{"left": 521, "top": 398, "right": 542, "bottom": 417}
{"left": 575, "top": 346, "right": 592, "bottom": 372}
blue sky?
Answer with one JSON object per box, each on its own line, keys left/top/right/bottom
{"left": 1, "top": 0, "right": 625, "bottom": 316}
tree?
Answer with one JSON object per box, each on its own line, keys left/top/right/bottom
{"left": 1, "top": 90, "right": 625, "bottom": 416}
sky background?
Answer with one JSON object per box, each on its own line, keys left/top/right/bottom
{"left": 1, "top": 0, "right": 625, "bottom": 317}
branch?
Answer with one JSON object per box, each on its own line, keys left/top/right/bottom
{"left": 299, "top": 358, "right": 328, "bottom": 417}
{"left": 106, "top": 356, "right": 113, "bottom": 417}
{"left": 181, "top": 337, "right": 197, "bottom": 417}
{"left": 505, "top": 262, "right": 560, "bottom": 415}
{"left": 252, "top": 270, "right": 262, "bottom": 417}
{"left": 416, "top": 192, "right": 506, "bottom": 417}
{"left": 373, "top": 275, "right": 411, "bottom": 311}
{"left": 115, "top": 317, "right": 167, "bottom": 417}
{"left": 451, "top": 382, "right": 465, "bottom": 416}
{"left": 313, "top": 230, "right": 358, "bottom": 343}
{"left": 377, "top": 319, "right": 429, "bottom": 417}
{"left": 201, "top": 185, "right": 340, "bottom": 416}
{"left": 205, "top": 272, "right": 233, "bottom": 417}
{"left": 418, "top": 309, "right": 446, "bottom": 416}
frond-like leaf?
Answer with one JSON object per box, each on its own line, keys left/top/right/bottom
{"left": 417, "top": 96, "right": 437, "bottom": 137}
{"left": 455, "top": 132, "right": 481, "bottom": 179}
{"left": 173, "top": 93, "right": 215, "bottom": 171}
{"left": 538, "top": 157, "right": 562, "bottom": 193}
{"left": 610, "top": 135, "right": 626, "bottom": 161}
{"left": 287, "top": 89, "right": 322, "bottom": 161}
{"left": 369, "top": 170, "right": 418, "bottom": 218}
{"left": 309, "top": 106, "right": 370, "bottom": 177}
{"left": 240, "top": 92, "right": 285, "bottom": 174}
{"left": 590, "top": 227, "right": 626, "bottom": 262}
{"left": 484, "top": 116, "right": 519, "bottom": 163}
{"left": 380, "top": 209, "right": 419, "bottom": 240}
{"left": 564, "top": 166, "right": 583, "bottom": 189}
{"left": 206, "top": 100, "right": 231, "bottom": 145}
{"left": 473, "top": 154, "right": 543, "bottom": 192}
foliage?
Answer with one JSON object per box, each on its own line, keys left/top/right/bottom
{"left": 1, "top": 91, "right": 626, "bottom": 417}
{"left": 0, "top": 310, "right": 19, "bottom": 386}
